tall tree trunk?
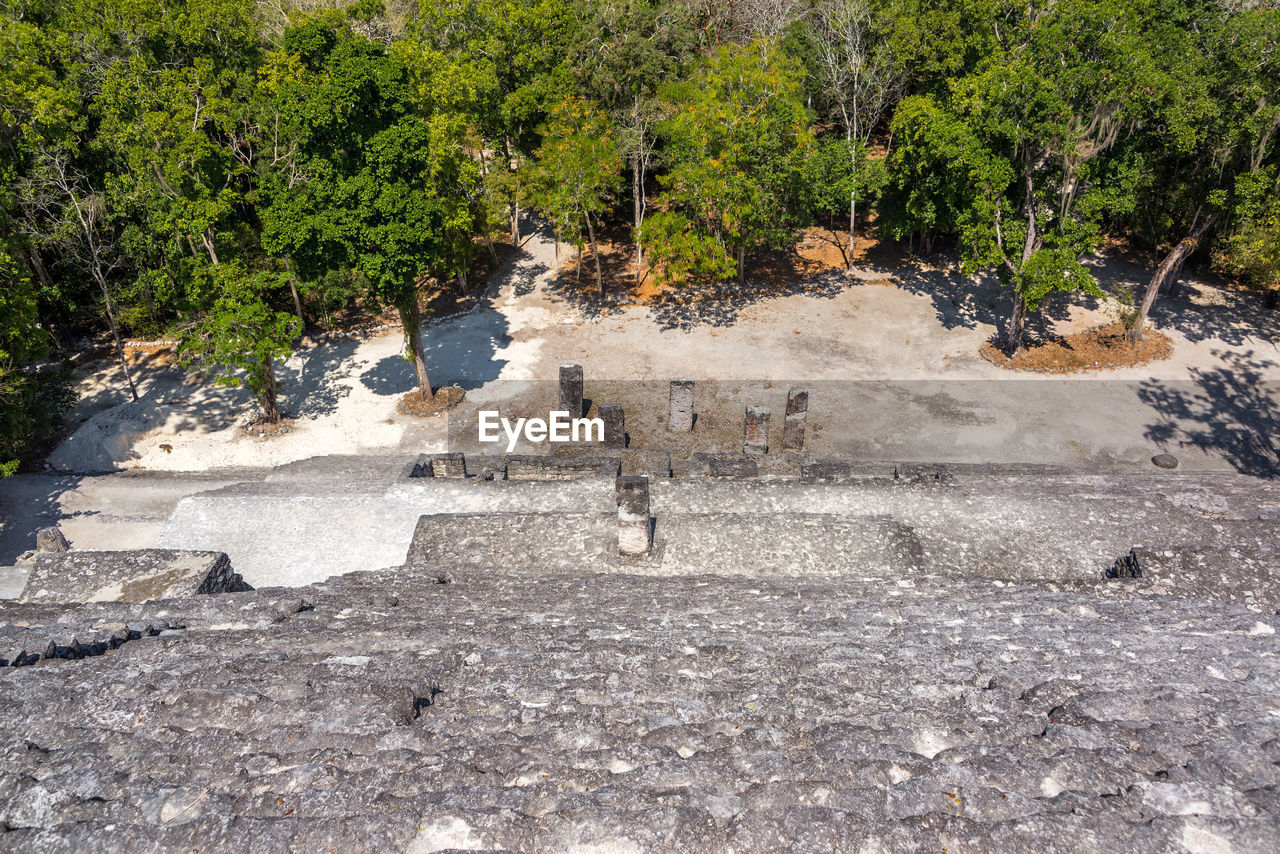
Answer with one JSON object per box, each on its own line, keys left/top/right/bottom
{"left": 632, "top": 150, "right": 645, "bottom": 286}
{"left": 281, "top": 258, "right": 305, "bottom": 331}
{"left": 1006, "top": 166, "right": 1041, "bottom": 355}
{"left": 398, "top": 297, "right": 432, "bottom": 401}
{"left": 260, "top": 353, "right": 281, "bottom": 423}
{"left": 504, "top": 139, "right": 520, "bottom": 246}
{"left": 737, "top": 246, "right": 745, "bottom": 283}
{"left": 1130, "top": 212, "right": 1219, "bottom": 342}
{"left": 585, "top": 211, "right": 603, "bottom": 296}
{"left": 289, "top": 279, "right": 304, "bottom": 326}
{"left": 512, "top": 193, "right": 521, "bottom": 247}
{"left": 93, "top": 268, "right": 139, "bottom": 402}
{"left": 847, "top": 129, "right": 857, "bottom": 271}
{"left": 1006, "top": 292, "right": 1029, "bottom": 355}
{"left": 201, "top": 229, "right": 219, "bottom": 266}
{"left": 24, "top": 246, "right": 53, "bottom": 291}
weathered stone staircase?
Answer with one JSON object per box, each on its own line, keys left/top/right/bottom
{"left": 1, "top": 453, "right": 1278, "bottom": 852}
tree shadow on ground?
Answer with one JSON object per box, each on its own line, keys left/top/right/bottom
{"left": 360, "top": 302, "right": 512, "bottom": 395}
{"left": 544, "top": 237, "right": 864, "bottom": 329}
{"left": 279, "top": 338, "right": 361, "bottom": 419}
{"left": 542, "top": 240, "right": 645, "bottom": 320}
{"left": 0, "top": 473, "right": 84, "bottom": 564}
{"left": 1090, "top": 254, "right": 1280, "bottom": 347}
{"left": 874, "top": 248, "right": 1103, "bottom": 339}
{"left": 1139, "top": 350, "right": 1280, "bottom": 478}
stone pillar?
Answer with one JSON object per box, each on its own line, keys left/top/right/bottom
{"left": 559, "top": 364, "right": 584, "bottom": 418}
{"left": 599, "top": 404, "right": 625, "bottom": 449}
{"left": 743, "top": 405, "right": 770, "bottom": 455}
{"left": 616, "top": 476, "right": 651, "bottom": 556}
{"left": 783, "top": 387, "right": 809, "bottom": 451}
{"left": 35, "top": 527, "right": 69, "bottom": 553}
{"left": 668, "top": 379, "right": 694, "bottom": 432}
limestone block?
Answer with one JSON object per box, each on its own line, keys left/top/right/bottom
{"left": 800, "top": 460, "right": 854, "bottom": 482}
{"left": 20, "top": 549, "right": 252, "bottom": 604}
{"left": 782, "top": 414, "right": 806, "bottom": 451}
{"left": 504, "top": 455, "right": 620, "bottom": 481}
{"left": 599, "top": 404, "right": 625, "bottom": 449}
{"left": 616, "top": 476, "right": 651, "bottom": 556}
{"left": 743, "top": 405, "right": 770, "bottom": 455}
{"left": 710, "top": 458, "right": 758, "bottom": 478}
{"left": 36, "top": 527, "right": 70, "bottom": 553}
{"left": 559, "top": 364, "right": 584, "bottom": 418}
{"left": 668, "top": 379, "right": 694, "bottom": 432}
{"left": 785, "top": 387, "right": 809, "bottom": 415}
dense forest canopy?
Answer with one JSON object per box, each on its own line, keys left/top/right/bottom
{"left": 1, "top": 0, "right": 1277, "bottom": 469}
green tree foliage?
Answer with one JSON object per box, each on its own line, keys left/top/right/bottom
{"left": 0, "top": 254, "right": 74, "bottom": 475}
{"left": 260, "top": 16, "right": 481, "bottom": 400}
{"left": 641, "top": 211, "right": 738, "bottom": 287}
{"left": 654, "top": 40, "right": 814, "bottom": 283}
{"left": 1218, "top": 196, "right": 1280, "bottom": 294}
{"left": 178, "top": 265, "right": 302, "bottom": 423}
{"left": 806, "top": 0, "right": 900, "bottom": 268}
{"left": 884, "top": 0, "right": 1170, "bottom": 352}
{"left": 2, "top": 0, "right": 1276, "bottom": 465}
{"left": 568, "top": 0, "right": 700, "bottom": 280}
{"left": 1120, "top": 4, "right": 1279, "bottom": 339}
{"left": 414, "top": 0, "right": 575, "bottom": 244}
{"left": 527, "top": 97, "right": 624, "bottom": 294}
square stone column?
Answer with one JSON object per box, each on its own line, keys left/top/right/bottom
{"left": 559, "top": 364, "right": 584, "bottom": 418}
{"left": 743, "top": 405, "right": 770, "bottom": 455}
{"left": 783, "top": 387, "right": 808, "bottom": 451}
{"left": 599, "top": 404, "right": 625, "bottom": 448}
{"left": 668, "top": 379, "right": 694, "bottom": 432}
{"left": 616, "top": 476, "right": 651, "bottom": 556}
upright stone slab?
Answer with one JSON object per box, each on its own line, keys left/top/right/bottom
{"left": 616, "top": 476, "right": 651, "bottom": 556}
{"left": 686, "top": 452, "right": 712, "bottom": 477}
{"left": 559, "top": 364, "right": 584, "bottom": 418}
{"left": 743, "top": 405, "right": 771, "bottom": 455}
{"left": 35, "top": 527, "right": 70, "bottom": 554}
{"left": 599, "top": 404, "right": 625, "bottom": 449}
{"left": 668, "top": 379, "right": 695, "bottom": 432}
{"left": 783, "top": 387, "right": 808, "bottom": 451}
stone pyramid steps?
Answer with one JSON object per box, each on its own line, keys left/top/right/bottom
{"left": 142, "top": 454, "right": 1279, "bottom": 612}
{"left": 2, "top": 561, "right": 1277, "bottom": 851}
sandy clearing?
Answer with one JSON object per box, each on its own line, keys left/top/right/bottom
{"left": 43, "top": 220, "right": 1280, "bottom": 474}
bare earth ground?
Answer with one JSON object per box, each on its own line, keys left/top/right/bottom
{"left": 1, "top": 218, "right": 1278, "bottom": 559}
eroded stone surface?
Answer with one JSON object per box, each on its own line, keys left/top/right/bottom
{"left": 19, "top": 550, "right": 251, "bottom": 604}
{"left": 5, "top": 466, "right": 1278, "bottom": 850}
{"left": 0, "top": 563, "right": 1277, "bottom": 851}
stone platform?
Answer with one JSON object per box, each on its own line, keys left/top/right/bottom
{"left": 0, "top": 456, "right": 1277, "bottom": 851}
{"left": 19, "top": 549, "right": 251, "bottom": 604}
